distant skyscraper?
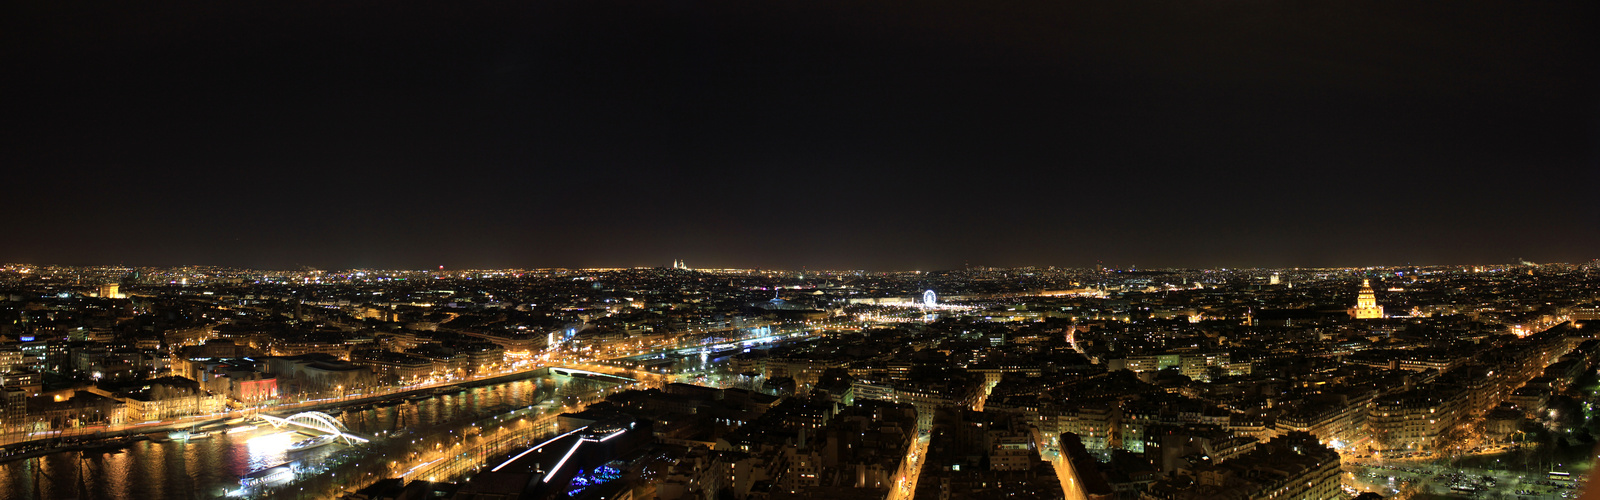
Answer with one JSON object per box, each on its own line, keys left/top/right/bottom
{"left": 1348, "top": 279, "right": 1384, "bottom": 319}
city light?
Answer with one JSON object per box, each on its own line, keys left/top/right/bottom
{"left": 0, "top": 263, "right": 1592, "bottom": 500}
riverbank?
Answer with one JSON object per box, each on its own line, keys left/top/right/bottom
{"left": 0, "top": 366, "right": 563, "bottom": 464}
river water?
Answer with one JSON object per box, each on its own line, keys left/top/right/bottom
{"left": 0, "top": 372, "right": 573, "bottom": 500}
{"left": 0, "top": 328, "right": 790, "bottom": 500}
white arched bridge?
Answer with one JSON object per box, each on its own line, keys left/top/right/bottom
{"left": 256, "top": 411, "right": 371, "bottom": 444}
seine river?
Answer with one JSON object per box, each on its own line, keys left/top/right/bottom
{"left": 0, "top": 372, "right": 570, "bottom": 500}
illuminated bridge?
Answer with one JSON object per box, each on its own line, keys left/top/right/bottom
{"left": 256, "top": 411, "right": 371, "bottom": 444}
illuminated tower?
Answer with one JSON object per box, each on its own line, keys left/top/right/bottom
{"left": 1348, "top": 279, "right": 1384, "bottom": 319}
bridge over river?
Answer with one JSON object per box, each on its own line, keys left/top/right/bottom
{"left": 256, "top": 411, "right": 372, "bottom": 445}
{"left": 0, "top": 367, "right": 614, "bottom": 500}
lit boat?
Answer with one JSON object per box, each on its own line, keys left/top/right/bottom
{"left": 287, "top": 434, "right": 337, "bottom": 452}
{"left": 241, "top": 463, "right": 294, "bottom": 488}
{"left": 187, "top": 431, "right": 212, "bottom": 440}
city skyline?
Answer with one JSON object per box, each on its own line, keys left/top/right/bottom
{"left": 0, "top": 252, "right": 1594, "bottom": 499}
{"left": 0, "top": 258, "right": 1590, "bottom": 274}
{"left": 2, "top": 0, "right": 1597, "bottom": 497}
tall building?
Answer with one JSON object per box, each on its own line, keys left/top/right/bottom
{"left": 1348, "top": 279, "right": 1384, "bottom": 319}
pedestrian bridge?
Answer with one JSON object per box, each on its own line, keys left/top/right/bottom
{"left": 256, "top": 411, "right": 371, "bottom": 444}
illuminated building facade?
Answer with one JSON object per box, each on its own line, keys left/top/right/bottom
{"left": 1348, "top": 279, "right": 1384, "bottom": 319}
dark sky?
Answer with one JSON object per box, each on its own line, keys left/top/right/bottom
{"left": 4, "top": 0, "right": 1597, "bottom": 270}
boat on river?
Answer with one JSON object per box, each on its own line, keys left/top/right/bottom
{"left": 287, "top": 434, "right": 337, "bottom": 452}
{"left": 241, "top": 462, "right": 294, "bottom": 489}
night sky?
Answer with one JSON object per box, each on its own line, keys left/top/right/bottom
{"left": 4, "top": 0, "right": 1597, "bottom": 270}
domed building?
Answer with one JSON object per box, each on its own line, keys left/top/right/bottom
{"left": 1348, "top": 279, "right": 1384, "bottom": 319}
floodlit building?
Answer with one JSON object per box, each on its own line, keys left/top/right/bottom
{"left": 1348, "top": 279, "right": 1384, "bottom": 319}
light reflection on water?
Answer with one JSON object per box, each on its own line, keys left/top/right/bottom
{"left": 245, "top": 432, "right": 294, "bottom": 471}
{"left": 0, "top": 375, "right": 559, "bottom": 500}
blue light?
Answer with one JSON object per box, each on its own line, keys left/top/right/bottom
{"left": 566, "top": 465, "right": 623, "bottom": 496}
